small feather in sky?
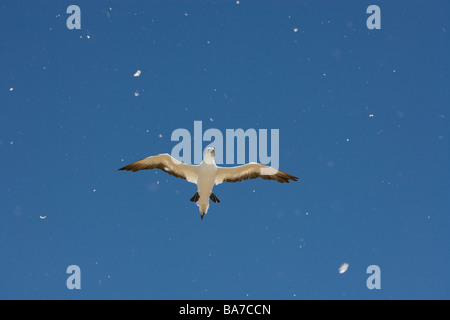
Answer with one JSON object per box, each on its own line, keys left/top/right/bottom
{"left": 339, "top": 263, "right": 349, "bottom": 274}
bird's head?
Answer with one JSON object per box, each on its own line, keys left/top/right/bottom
{"left": 204, "top": 147, "right": 216, "bottom": 163}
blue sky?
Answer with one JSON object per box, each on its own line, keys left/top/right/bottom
{"left": 1, "top": 0, "right": 449, "bottom": 299}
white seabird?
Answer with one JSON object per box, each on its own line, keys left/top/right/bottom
{"left": 119, "top": 147, "right": 298, "bottom": 220}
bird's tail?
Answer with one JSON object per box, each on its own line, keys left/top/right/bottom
{"left": 197, "top": 198, "right": 210, "bottom": 220}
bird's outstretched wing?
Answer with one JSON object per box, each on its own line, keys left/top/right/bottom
{"left": 118, "top": 154, "right": 199, "bottom": 184}
{"left": 215, "top": 163, "right": 298, "bottom": 185}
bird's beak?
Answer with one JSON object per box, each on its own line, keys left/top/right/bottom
{"left": 211, "top": 149, "right": 215, "bottom": 157}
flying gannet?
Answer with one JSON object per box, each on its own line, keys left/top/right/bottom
{"left": 119, "top": 147, "right": 298, "bottom": 220}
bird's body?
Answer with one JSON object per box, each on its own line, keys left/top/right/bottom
{"left": 119, "top": 147, "right": 298, "bottom": 220}
{"left": 196, "top": 157, "right": 217, "bottom": 218}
